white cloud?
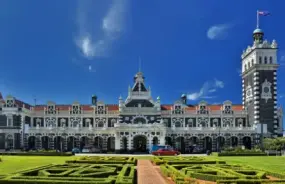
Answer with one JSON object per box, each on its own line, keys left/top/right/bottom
{"left": 207, "top": 24, "right": 231, "bottom": 40}
{"left": 75, "top": 0, "right": 129, "bottom": 59}
{"left": 187, "top": 79, "right": 224, "bottom": 101}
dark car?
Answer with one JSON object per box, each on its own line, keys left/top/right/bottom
{"left": 152, "top": 148, "right": 180, "bottom": 156}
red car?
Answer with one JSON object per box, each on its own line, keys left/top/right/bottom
{"left": 152, "top": 148, "right": 180, "bottom": 156}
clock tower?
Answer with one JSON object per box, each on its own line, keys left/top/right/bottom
{"left": 241, "top": 28, "right": 279, "bottom": 137}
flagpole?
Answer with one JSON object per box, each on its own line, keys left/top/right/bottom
{"left": 256, "top": 10, "right": 259, "bottom": 28}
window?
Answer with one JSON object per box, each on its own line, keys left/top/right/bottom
{"left": 248, "top": 62, "right": 251, "bottom": 67}
{"left": 264, "top": 56, "right": 267, "bottom": 64}
{"left": 269, "top": 56, "right": 273, "bottom": 64}
{"left": 8, "top": 118, "right": 13, "bottom": 127}
{"left": 259, "top": 56, "right": 262, "bottom": 64}
{"left": 244, "top": 64, "right": 248, "bottom": 71}
{"left": 251, "top": 59, "right": 254, "bottom": 66}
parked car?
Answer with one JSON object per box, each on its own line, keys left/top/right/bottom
{"left": 152, "top": 148, "right": 180, "bottom": 156}
{"left": 71, "top": 148, "right": 80, "bottom": 155}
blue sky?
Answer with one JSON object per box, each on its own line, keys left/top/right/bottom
{"left": 0, "top": 0, "right": 284, "bottom": 109}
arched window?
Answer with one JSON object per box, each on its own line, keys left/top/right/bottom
{"left": 259, "top": 56, "right": 262, "bottom": 64}
{"left": 244, "top": 64, "right": 248, "bottom": 71}
{"left": 251, "top": 59, "right": 254, "bottom": 66}
{"left": 264, "top": 56, "right": 267, "bottom": 64}
{"left": 269, "top": 56, "right": 273, "bottom": 64}
{"left": 248, "top": 62, "right": 251, "bottom": 68}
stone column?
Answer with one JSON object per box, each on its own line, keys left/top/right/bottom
{"left": 128, "top": 136, "right": 132, "bottom": 150}
{"left": 148, "top": 137, "right": 152, "bottom": 151}
{"left": 21, "top": 115, "right": 25, "bottom": 148}
{"left": 115, "top": 133, "right": 120, "bottom": 153}
{"left": 159, "top": 136, "right": 165, "bottom": 145}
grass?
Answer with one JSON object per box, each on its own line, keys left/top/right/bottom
{"left": 1, "top": 155, "right": 284, "bottom": 175}
{"left": 212, "top": 156, "right": 285, "bottom": 173}
{"left": 0, "top": 155, "right": 152, "bottom": 175}
{"left": 0, "top": 156, "right": 70, "bottom": 174}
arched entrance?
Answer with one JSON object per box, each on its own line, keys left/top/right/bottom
{"left": 216, "top": 136, "right": 225, "bottom": 152}
{"left": 41, "top": 136, "right": 49, "bottom": 150}
{"left": 121, "top": 137, "right": 128, "bottom": 151}
{"left": 165, "top": 137, "right": 172, "bottom": 146}
{"left": 230, "top": 136, "right": 238, "bottom": 147}
{"left": 67, "top": 136, "right": 76, "bottom": 151}
{"left": 94, "top": 136, "right": 103, "bottom": 149}
{"left": 6, "top": 134, "right": 14, "bottom": 149}
{"left": 107, "top": 137, "right": 115, "bottom": 151}
{"left": 28, "top": 136, "right": 36, "bottom": 150}
{"left": 54, "top": 136, "right": 64, "bottom": 151}
{"left": 188, "top": 137, "right": 199, "bottom": 153}
{"left": 80, "top": 136, "right": 89, "bottom": 150}
{"left": 203, "top": 136, "right": 212, "bottom": 152}
{"left": 175, "top": 137, "right": 185, "bottom": 153}
{"left": 243, "top": 136, "right": 251, "bottom": 149}
{"left": 133, "top": 135, "right": 147, "bottom": 152}
{"left": 152, "top": 137, "right": 158, "bottom": 145}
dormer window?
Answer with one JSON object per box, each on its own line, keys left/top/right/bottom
{"left": 198, "top": 102, "right": 206, "bottom": 114}
{"left": 173, "top": 105, "right": 182, "bottom": 114}
{"left": 96, "top": 103, "right": 106, "bottom": 114}
{"left": 47, "top": 105, "right": 56, "bottom": 114}
{"left": 72, "top": 105, "right": 81, "bottom": 114}
{"left": 5, "top": 97, "right": 15, "bottom": 108}
{"left": 223, "top": 105, "right": 233, "bottom": 114}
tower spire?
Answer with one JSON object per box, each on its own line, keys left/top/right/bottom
{"left": 138, "top": 56, "right": 142, "bottom": 72}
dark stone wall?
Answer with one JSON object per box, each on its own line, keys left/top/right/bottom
{"left": 0, "top": 115, "right": 7, "bottom": 127}
{"left": 257, "top": 70, "right": 276, "bottom": 134}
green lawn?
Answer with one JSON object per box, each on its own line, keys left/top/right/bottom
{"left": 212, "top": 156, "right": 285, "bottom": 173}
{"left": 0, "top": 156, "right": 70, "bottom": 174}
{"left": 1, "top": 155, "right": 284, "bottom": 175}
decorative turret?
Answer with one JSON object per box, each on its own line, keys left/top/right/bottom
{"left": 181, "top": 94, "right": 187, "bottom": 105}
{"left": 253, "top": 28, "right": 264, "bottom": 44}
{"left": 91, "top": 95, "right": 97, "bottom": 106}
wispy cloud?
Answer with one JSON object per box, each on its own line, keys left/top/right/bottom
{"left": 75, "top": 0, "right": 129, "bottom": 59}
{"left": 187, "top": 79, "right": 224, "bottom": 101}
{"left": 207, "top": 24, "right": 232, "bottom": 40}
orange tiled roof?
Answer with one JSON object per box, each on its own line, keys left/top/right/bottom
{"left": 106, "top": 104, "right": 119, "bottom": 111}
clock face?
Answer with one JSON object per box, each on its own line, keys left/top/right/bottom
{"left": 264, "top": 87, "right": 270, "bottom": 93}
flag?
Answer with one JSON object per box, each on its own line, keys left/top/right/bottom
{"left": 258, "top": 11, "right": 270, "bottom": 16}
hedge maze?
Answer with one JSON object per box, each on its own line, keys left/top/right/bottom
{"left": 155, "top": 156, "right": 285, "bottom": 184}
{"left": 0, "top": 157, "right": 137, "bottom": 184}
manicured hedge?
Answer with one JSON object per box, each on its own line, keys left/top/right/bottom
{"left": 0, "top": 152, "right": 73, "bottom": 156}
{"left": 157, "top": 156, "right": 285, "bottom": 183}
{"left": 66, "top": 156, "right": 137, "bottom": 165}
{"left": 0, "top": 162, "right": 136, "bottom": 184}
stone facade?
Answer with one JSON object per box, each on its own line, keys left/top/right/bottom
{"left": 0, "top": 28, "right": 283, "bottom": 153}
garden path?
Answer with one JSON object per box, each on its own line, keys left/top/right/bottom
{"left": 137, "top": 160, "right": 168, "bottom": 184}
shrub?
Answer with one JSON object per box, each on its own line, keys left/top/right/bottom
{"left": 0, "top": 152, "right": 72, "bottom": 156}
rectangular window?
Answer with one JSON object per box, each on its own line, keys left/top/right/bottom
{"left": 8, "top": 118, "right": 13, "bottom": 127}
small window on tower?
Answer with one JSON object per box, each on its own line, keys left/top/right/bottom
{"left": 269, "top": 56, "right": 273, "bottom": 64}
{"left": 251, "top": 59, "right": 254, "bottom": 66}
{"left": 264, "top": 56, "right": 267, "bottom": 64}
{"left": 259, "top": 56, "right": 262, "bottom": 64}
{"left": 245, "top": 64, "right": 248, "bottom": 71}
{"left": 248, "top": 62, "right": 251, "bottom": 67}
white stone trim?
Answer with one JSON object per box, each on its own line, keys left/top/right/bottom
{"left": 254, "top": 101, "right": 259, "bottom": 104}
{"left": 254, "top": 82, "right": 259, "bottom": 85}
{"left": 254, "top": 115, "right": 259, "bottom": 119}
